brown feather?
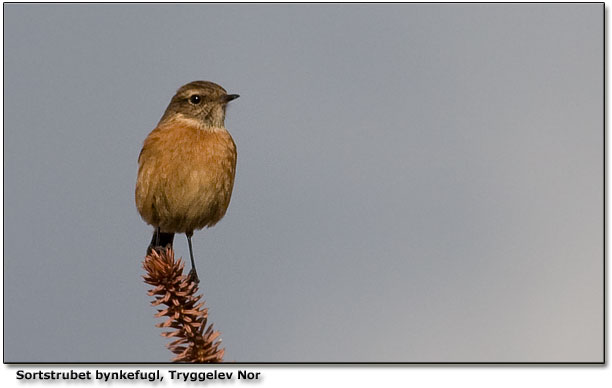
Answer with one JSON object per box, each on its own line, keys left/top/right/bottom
{"left": 135, "top": 115, "right": 237, "bottom": 234}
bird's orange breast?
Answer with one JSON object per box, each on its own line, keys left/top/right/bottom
{"left": 135, "top": 117, "right": 237, "bottom": 233}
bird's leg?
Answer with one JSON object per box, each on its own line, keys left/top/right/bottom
{"left": 186, "top": 232, "right": 200, "bottom": 284}
{"left": 147, "top": 227, "right": 162, "bottom": 255}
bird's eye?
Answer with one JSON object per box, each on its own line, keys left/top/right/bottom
{"left": 189, "top": 95, "right": 202, "bottom": 104}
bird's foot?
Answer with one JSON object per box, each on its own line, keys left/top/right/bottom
{"left": 188, "top": 269, "right": 200, "bottom": 284}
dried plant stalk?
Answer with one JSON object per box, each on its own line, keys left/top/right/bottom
{"left": 143, "top": 247, "right": 224, "bottom": 362}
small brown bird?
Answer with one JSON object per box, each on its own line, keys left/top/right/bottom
{"left": 135, "top": 81, "right": 239, "bottom": 282}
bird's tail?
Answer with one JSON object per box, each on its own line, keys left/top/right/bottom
{"left": 147, "top": 229, "right": 175, "bottom": 255}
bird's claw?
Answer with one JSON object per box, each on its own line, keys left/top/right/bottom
{"left": 188, "top": 269, "right": 200, "bottom": 284}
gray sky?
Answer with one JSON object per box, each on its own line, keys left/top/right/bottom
{"left": 4, "top": 4, "right": 603, "bottom": 362}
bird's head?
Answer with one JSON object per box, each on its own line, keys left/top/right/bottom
{"left": 160, "top": 80, "right": 239, "bottom": 128}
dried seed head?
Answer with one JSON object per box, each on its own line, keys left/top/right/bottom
{"left": 143, "top": 248, "right": 224, "bottom": 363}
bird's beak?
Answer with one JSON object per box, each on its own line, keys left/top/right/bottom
{"left": 222, "top": 94, "right": 240, "bottom": 103}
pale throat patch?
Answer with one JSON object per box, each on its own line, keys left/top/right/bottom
{"left": 174, "top": 114, "right": 227, "bottom": 132}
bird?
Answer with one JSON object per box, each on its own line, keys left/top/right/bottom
{"left": 135, "top": 80, "right": 239, "bottom": 283}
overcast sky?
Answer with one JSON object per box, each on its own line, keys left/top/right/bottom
{"left": 4, "top": 3, "right": 603, "bottom": 362}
